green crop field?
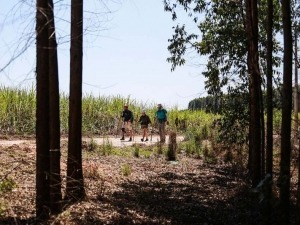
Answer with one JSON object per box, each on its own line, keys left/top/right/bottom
{"left": 0, "top": 86, "right": 218, "bottom": 137}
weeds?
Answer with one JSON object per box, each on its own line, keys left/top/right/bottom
{"left": 0, "top": 178, "right": 17, "bottom": 194}
{"left": 133, "top": 146, "right": 139, "bottom": 158}
{"left": 120, "top": 164, "right": 132, "bottom": 176}
{"left": 98, "top": 138, "right": 113, "bottom": 156}
{"left": 0, "top": 178, "right": 17, "bottom": 216}
{"left": 87, "top": 138, "right": 98, "bottom": 152}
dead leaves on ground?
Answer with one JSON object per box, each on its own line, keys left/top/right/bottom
{"left": 0, "top": 142, "right": 261, "bottom": 225}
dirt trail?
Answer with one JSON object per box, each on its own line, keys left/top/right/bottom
{"left": 0, "top": 135, "right": 184, "bottom": 148}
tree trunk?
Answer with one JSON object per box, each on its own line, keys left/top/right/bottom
{"left": 36, "top": 0, "right": 50, "bottom": 220}
{"left": 48, "top": 0, "right": 62, "bottom": 214}
{"left": 294, "top": 33, "right": 299, "bottom": 139}
{"left": 167, "top": 131, "right": 177, "bottom": 161}
{"left": 294, "top": 28, "right": 300, "bottom": 225}
{"left": 264, "top": 0, "right": 274, "bottom": 223}
{"left": 66, "top": 0, "right": 85, "bottom": 202}
{"left": 245, "top": 0, "right": 262, "bottom": 187}
{"left": 279, "top": 0, "right": 293, "bottom": 224}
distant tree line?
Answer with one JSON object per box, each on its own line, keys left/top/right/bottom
{"left": 187, "top": 87, "right": 293, "bottom": 113}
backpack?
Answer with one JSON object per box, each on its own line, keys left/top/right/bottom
{"left": 156, "top": 109, "right": 167, "bottom": 121}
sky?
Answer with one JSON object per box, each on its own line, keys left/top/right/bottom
{"left": 0, "top": 0, "right": 207, "bottom": 109}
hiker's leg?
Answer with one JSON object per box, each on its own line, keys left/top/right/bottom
{"left": 160, "top": 122, "right": 166, "bottom": 143}
{"left": 120, "top": 129, "right": 125, "bottom": 140}
{"left": 120, "top": 122, "right": 125, "bottom": 140}
{"left": 145, "top": 128, "right": 149, "bottom": 141}
{"left": 141, "top": 127, "right": 145, "bottom": 141}
{"left": 158, "top": 123, "right": 163, "bottom": 142}
{"left": 127, "top": 122, "right": 133, "bottom": 141}
{"left": 121, "top": 122, "right": 126, "bottom": 140}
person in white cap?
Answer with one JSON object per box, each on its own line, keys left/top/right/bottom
{"left": 120, "top": 105, "right": 133, "bottom": 141}
{"left": 138, "top": 110, "right": 151, "bottom": 142}
{"left": 155, "top": 104, "right": 167, "bottom": 143}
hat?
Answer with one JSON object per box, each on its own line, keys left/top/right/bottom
{"left": 157, "top": 104, "right": 162, "bottom": 108}
{"left": 124, "top": 105, "right": 128, "bottom": 108}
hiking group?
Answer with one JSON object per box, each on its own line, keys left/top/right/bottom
{"left": 119, "top": 104, "right": 168, "bottom": 143}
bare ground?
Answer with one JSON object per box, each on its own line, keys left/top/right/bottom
{"left": 0, "top": 136, "right": 263, "bottom": 225}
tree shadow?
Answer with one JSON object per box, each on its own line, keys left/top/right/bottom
{"left": 0, "top": 217, "right": 36, "bottom": 225}
{"left": 96, "top": 164, "right": 262, "bottom": 225}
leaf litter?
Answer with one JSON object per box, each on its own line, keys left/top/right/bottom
{"left": 0, "top": 138, "right": 262, "bottom": 225}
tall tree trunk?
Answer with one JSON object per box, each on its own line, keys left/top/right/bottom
{"left": 294, "top": 28, "right": 300, "bottom": 225}
{"left": 36, "top": 0, "right": 50, "bottom": 220}
{"left": 66, "top": 0, "right": 85, "bottom": 202}
{"left": 260, "top": 87, "right": 265, "bottom": 177}
{"left": 246, "top": 0, "right": 262, "bottom": 187}
{"left": 265, "top": 0, "right": 274, "bottom": 223}
{"left": 48, "top": 0, "right": 62, "bottom": 214}
{"left": 294, "top": 33, "right": 299, "bottom": 138}
{"left": 279, "top": 0, "right": 293, "bottom": 223}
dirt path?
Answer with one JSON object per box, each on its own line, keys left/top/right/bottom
{"left": 0, "top": 135, "right": 184, "bottom": 148}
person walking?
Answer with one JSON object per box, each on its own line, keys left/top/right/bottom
{"left": 120, "top": 105, "right": 133, "bottom": 141}
{"left": 155, "top": 104, "right": 167, "bottom": 143}
{"left": 138, "top": 110, "right": 151, "bottom": 142}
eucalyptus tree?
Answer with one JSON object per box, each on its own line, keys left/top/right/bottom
{"left": 36, "top": 0, "right": 50, "bottom": 220}
{"left": 48, "top": 0, "right": 62, "bottom": 214}
{"left": 245, "top": 0, "right": 262, "bottom": 188}
{"left": 164, "top": 0, "right": 281, "bottom": 186}
{"left": 66, "top": 0, "right": 86, "bottom": 202}
{"left": 279, "top": 0, "right": 293, "bottom": 223}
{"left": 36, "top": 0, "right": 62, "bottom": 218}
{"left": 265, "top": 0, "right": 274, "bottom": 223}
{"left": 293, "top": 2, "right": 300, "bottom": 224}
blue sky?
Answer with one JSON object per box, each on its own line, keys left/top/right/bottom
{"left": 0, "top": 0, "right": 207, "bottom": 109}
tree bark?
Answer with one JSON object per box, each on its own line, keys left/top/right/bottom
{"left": 279, "top": 0, "right": 293, "bottom": 224}
{"left": 245, "top": 0, "right": 262, "bottom": 187}
{"left": 36, "top": 0, "right": 50, "bottom": 220}
{"left": 294, "top": 25, "right": 300, "bottom": 225}
{"left": 167, "top": 131, "right": 177, "bottom": 161}
{"left": 265, "top": 0, "right": 274, "bottom": 223}
{"left": 66, "top": 0, "right": 85, "bottom": 202}
{"left": 48, "top": 0, "right": 62, "bottom": 214}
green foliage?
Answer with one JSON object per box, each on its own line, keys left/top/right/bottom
{"left": 120, "top": 164, "right": 132, "bottom": 176}
{"left": 189, "top": 85, "right": 286, "bottom": 113}
{"left": 0, "top": 87, "right": 158, "bottom": 136}
{"left": 0, "top": 86, "right": 35, "bottom": 134}
{"left": 273, "top": 110, "right": 282, "bottom": 134}
{"left": 164, "top": 0, "right": 282, "bottom": 94}
{"left": 0, "top": 85, "right": 254, "bottom": 166}
{"left": 202, "top": 142, "right": 217, "bottom": 164}
{"left": 87, "top": 138, "right": 98, "bottom": 152}
{"left": 214, "top": 92, "right": 249, "bottom": 147}
{"left": 155, "top": 143, "right": 164, "bottom": 155}
{"left": 0, "top": 178, "right": 16, "bottom": 194}
{"left": 133, "top": 146, "right": 140, "bottom": 158}
{"left": 0, "top": 177, "right": 16, "bottom": 216}
{"left": 0, "top": 201, "right": 5, "bottom": 217}
{"left": 183, "top": 140, "right": 201, "bottom": 158}
{"left": 97, "top": 138, "right": 113, "bottom": 156}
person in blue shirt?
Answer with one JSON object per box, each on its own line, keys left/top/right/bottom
{"left": 155, "top": 104, "right": 167, "bottom": 143}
